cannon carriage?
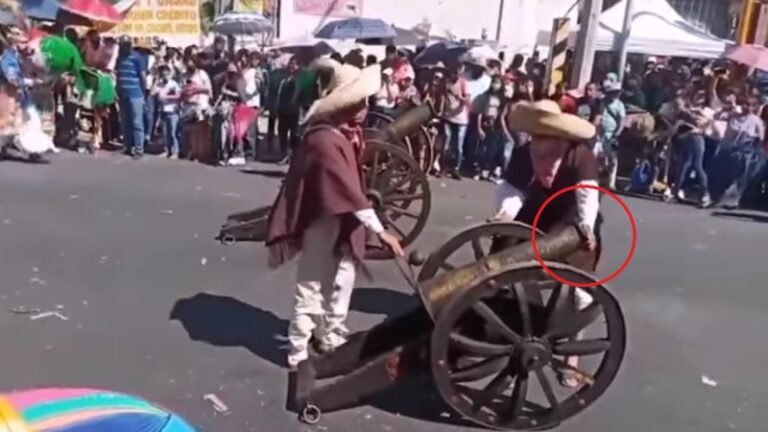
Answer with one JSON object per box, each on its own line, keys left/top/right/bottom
{"left": 218, "top": 105, "right": 434, "bottom": 259}
{"left": 289, "top": 222, "right": 626, "bottom": 430}
{"left": 366, "top": 102, "right": 439, "bottom": 173}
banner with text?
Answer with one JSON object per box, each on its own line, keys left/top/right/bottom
{"left": 233, "top": 0, "right": 263, "bottom": 13}
{"left": 108, "top": 0, "right": 202, "bottom": 47}
{"left": 294, "top": 0, "right": 362, "bottom": 17}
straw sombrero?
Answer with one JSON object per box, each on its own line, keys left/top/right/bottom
{"left": 506, "top": 100, "right": 595, "bottom": 141}
{"left": 302, "top": 58, "right": 381, "bottom": 125}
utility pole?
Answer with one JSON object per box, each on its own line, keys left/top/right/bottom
{"left": 616, "top": 0, "right": 634, "bottom": 83}
{"left": 496, "top": 0, "right": 505, "bottom": 41}
{"left": 569, "top": 0, "right": 603, "bottom": 90}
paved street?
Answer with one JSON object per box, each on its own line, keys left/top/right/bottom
{"left": 0, "top": 152, "right": 766, "bottom": 432}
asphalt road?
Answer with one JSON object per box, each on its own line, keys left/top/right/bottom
{"left": 0, "top": 152, "right": 766, "bottom": 432}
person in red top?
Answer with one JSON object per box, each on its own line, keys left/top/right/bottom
{"left": 266, "top": 59, "right": 404, "bottom": 368}
{"left": 555, "top": 83, "right": 578, "bottom": 114}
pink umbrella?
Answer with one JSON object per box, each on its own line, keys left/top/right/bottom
{"left": 59, "top": 0, "right": 122, "bottom": 30}
{"left": 725, "top": 44, "right": 768, "bottom": 72}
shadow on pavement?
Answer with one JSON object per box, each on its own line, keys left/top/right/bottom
{"left": 350, "top": 287, "right": 419, "bottom": 318}
{"left": 170, "top": 293, "right": 288, "bottom": 367}
{"left": 239, "top": 168, "right": 286, "bottom": 178}
{"left": 711, "top": 209, "right": 768, "bottom": 223}
{"left": 368, "top": 376, "right": 477, "bottom": 429}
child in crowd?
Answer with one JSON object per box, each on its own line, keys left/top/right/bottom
{"left": 154, "top": 64, "right": 182, "bottom": 158}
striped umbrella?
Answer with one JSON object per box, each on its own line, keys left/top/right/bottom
{"left": 0, "top": 388, "right": 197, "bottom": 431}
{"left": 21, "top": 0, "right": 136, "bottom": 30}
{"left": 210, "top": 11, "right": 274, "bottom": 36}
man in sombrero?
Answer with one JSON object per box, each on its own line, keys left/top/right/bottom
{"left": 492, "top": 100, "right": 601, "bottom": 387}
{"left": 265, "top": 58, "right": 404, "bottom": 369}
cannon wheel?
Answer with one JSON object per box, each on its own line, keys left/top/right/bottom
{"left": 430, "top": 261, "right": 626, "bottom": 430}
{"left": 366, "top": 110, "right": 395, "bottom": 130}
{"left": 365, "top": 111, "right": 434, "bottom": 174}
{"left": 363, "top": 140, "right": 431, "bottom": 260}
{"left": 418, "top": 222, "right": 542, "bottom": 282}
{"left": 408, "top": 123, "right": 437, "bottom": 174}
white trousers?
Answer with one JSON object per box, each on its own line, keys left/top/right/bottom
{"left": 601, "top": 147, "right": 619, "bottom": 190}
{"left": 287, "top": 217, "right": 357, "bottom": 367}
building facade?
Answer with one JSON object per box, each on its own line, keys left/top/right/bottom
{"left": 276, "top": 0, "right": 578, "bottom": 55}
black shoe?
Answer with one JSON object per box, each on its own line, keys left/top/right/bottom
{"left": 449, "top": 170, "right": 462, "bottom": 181}
{"left": 131, "top": 153, "right": 144, "bottom": 160}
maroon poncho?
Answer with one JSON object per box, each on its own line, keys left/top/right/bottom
{"left": 265, "top": 124, "right": 369, "bottom": 268}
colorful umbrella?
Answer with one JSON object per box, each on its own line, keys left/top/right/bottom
{"left": 58, "top": 0, "right": 122, "bottom": 31}
{"left": 725, "top": 44, "right": 768, "bottom": 72}
{"left": 0, "top": 388, "right": 196, "bottom": 431}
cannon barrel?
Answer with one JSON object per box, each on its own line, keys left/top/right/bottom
{"left": 417, "top": 226, "right": 583, "bottom": 317}
{"left": 373, "top": 104, "right": 434, "bottom": 144}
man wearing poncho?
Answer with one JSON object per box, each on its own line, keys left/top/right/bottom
{"left": 265, "top": 59, "right": 404, "bottom": 368}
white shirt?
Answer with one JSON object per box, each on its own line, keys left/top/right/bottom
{"left": 375, "top": 82, "right": 398, "bottom": 109}
{"left": 185, "top": 69, "right": 212, "bottom": 110}
{"left": 145, "top": 54, "right": 156, "bottom": 90}
{"left": 155, "top": 79, "right": 181, "bottom": 113}
{"left": 237, "top": 67, "right": 261, "bottom": 108}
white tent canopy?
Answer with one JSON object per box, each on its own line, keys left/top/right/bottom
{"left": 539, "top": 0, "right": 732, "bottom": 59}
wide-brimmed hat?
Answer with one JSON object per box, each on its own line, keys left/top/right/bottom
{"left": 302, "top": 58, "right": 381, "bottom": 125}
{"left": 506, "top": 100, "right": 595, "bottom": 141}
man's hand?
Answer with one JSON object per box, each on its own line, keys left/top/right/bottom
{"left": 578, "top": 223, "right": 597, "bottom": 252}
{"left": 379, "top": 230, "right": 405, "bottom": 256}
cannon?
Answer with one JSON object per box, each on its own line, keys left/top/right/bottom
{"left": 218, "top": 107, "right": 433, "bottom": 260}
{"left": 288, "top": 222, "right": 626, "bottom": 430}
{"left": 366, "top": 103, "right": 438, "bottom": 173}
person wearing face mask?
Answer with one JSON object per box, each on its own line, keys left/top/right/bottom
{"left": 598, "top": 80, "right": 626, "bottom": 189}
{"left": 463, "top": 57, "right": 492, "bottom": 176}
{"left": 265, "top": 59, "right": 403, "bottom": 369}
{"left": 709, "top": 96, "right": 765, "bottom": 208}
{"left": 215, "top": 62, "right": 244, "bottom": 165}
{"left": 275, "top": 57, "right": 301, "bottom": 164}
{"left": 490, "top": 100, "right": 601, "bottom": 388}
{"left": 373, "top": 68, "right": 398, "bottom": 115}
{"left": 153, "top": 64, "right": 181, "bottom": 158}
{"left": 666, "top": 91, "right": 713, "bottom": 207}
{"left": 440, "top": 62, "right": 470, "bottom": 179}
{"left": 621, "top": 77, "right": 646, "bottom": 110}
{"left": 476, "top": 75, "right": 504, "bottom": 181}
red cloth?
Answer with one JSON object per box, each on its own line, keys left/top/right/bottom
{"left": 265, "top": 124, "right": 369, "bottom": 268}
{"left": 230, "top": 105, "right": 260, "bottom": 142}
{"left": 559, "top": 94, "right": 577, "bottom": 114}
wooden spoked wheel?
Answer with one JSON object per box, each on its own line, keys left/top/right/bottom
{"left": 418, "top": 222, "right": 542, "bottom": 282}
{"left": 430, "top": 261, "right": 626, "bottom": 430}
{"left": 365, "top": 110, "right": 434, "bottom": 174}
{"left": 362, "top": 140, "right": 431, "bottom": 260}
